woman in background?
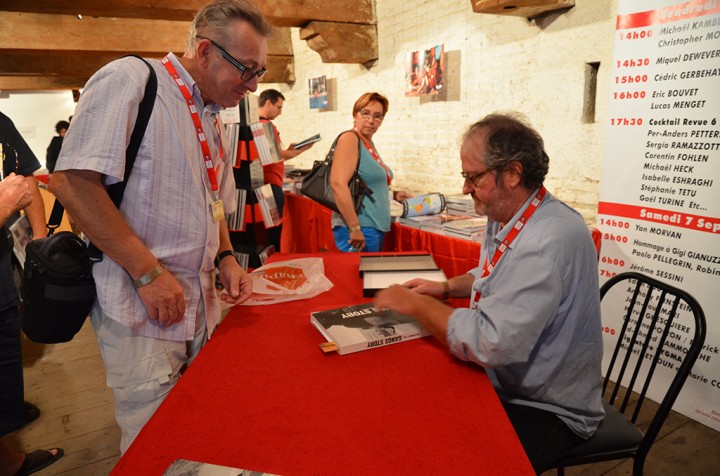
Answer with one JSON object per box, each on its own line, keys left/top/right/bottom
{"left": 330, "top": 92, "right": 411, "bottom": 252}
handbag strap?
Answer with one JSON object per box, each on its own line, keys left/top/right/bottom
{"left": 325, "top": 130, "right": 362, "bottom": 174}
{"left": 327, "top": 130, "right": 373, "bottom": 207}
{"left": 48, "top": 55, "right": 158, "bottom": 245}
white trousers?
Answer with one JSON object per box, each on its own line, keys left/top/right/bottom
{"left": 91, "top": 302, "right": 207, "bottom": 454}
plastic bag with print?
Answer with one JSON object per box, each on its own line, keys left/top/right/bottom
{"left": 240, "top": 257, "right": 333, "bottom": 306}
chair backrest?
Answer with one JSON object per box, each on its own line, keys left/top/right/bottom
{"left": 600, "top": 272, "right": 706, "bottom": 459}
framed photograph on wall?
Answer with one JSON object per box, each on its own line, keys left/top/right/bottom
{"left": 405, "top": 44, "right": 445, "bottom": 97}
{"left": 308, "top": 75, "right": 328, "bottom": 109}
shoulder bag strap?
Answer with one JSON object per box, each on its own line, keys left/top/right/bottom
{"left": 48, "top": 56, "right": 157, "bottom": 236}
{"left": 326, "top": 130, "right": 361, "bottom": 170}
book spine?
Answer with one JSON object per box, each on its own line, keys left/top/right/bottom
{"left": 337, "top": 330, "right": 429, "bottom": 355}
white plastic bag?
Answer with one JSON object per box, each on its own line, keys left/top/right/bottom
{"left": 240, "top": 257, "right": 333, "bottom": 306}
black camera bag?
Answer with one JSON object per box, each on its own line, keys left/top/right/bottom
{"left": 21, "top": 232, "right": 96, "bottom": 343}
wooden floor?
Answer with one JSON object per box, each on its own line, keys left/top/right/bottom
{"left": 11, "top": 320, "right": 120, "bottom": 475}
{"left": 11, "top": 320, "right": 720, "bottom": 475}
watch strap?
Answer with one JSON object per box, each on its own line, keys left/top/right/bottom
{"left": 215, "top": 250, "right": 236, "bottom": 267}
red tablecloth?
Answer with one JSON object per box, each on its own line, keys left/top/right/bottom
{"left": 112, "top": 252, "right": 534, "bottom": 476}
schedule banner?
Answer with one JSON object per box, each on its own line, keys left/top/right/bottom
{"left": 598, "top": 0, "right": 720, "bottom": 430}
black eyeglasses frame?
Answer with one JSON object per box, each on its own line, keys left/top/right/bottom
{"left": 196, "top": 35, "right": 267, "bottom": 81}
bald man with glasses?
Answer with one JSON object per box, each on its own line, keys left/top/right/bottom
{"left": 50, "top": 0, "right": 269, "bottom": 453}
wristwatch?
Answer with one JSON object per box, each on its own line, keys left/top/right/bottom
{"left": 215, "top": 250, "right": 237, "bottom": 267}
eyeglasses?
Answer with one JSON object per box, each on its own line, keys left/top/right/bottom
{"left": 196, "top": 35, "right": 268, "bottom": 81}
{"left": 359, "top": 110, "right": 384, "bottom": 121}
{"left": 461, "top": 167, "right": 495, "bottom": 187}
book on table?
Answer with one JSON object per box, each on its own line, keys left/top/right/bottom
{"left": 362, "top": 268, "right": 446, "bottom": 297}
{"left": 311, "top": 302, "right": 429, "bottom": 355}
{"left": 163, "top": 458, "right": 277, "bottom": 475}
{"left": 358, "top": 253, "right": 439, "bottom": 276}
{"left": 358, "top": 253, "right": 446, "bottom": 296}
{"left": 399, "top": 212, "right": 478, "bottom": 229}
{"left": 443, "top": 216, "right": 487, "bottom": 235}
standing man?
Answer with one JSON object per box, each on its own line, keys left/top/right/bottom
{"left": 1, "top": 112, "right": 47, "bottom": 241}
{"left": 1, "top": 112, "right": 62, "bottom": 475}
{"left": 257, "top": 89, "right": 314, "bottom": 249}
{"left": 375, "top": 113, "right": 605, "bottom": 474}
{"left": 50, "top": 0, "right": 269, "bottom": 453}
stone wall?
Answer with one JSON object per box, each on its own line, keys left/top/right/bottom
{"left": 264, "top": 0, "right": 618, "bottom": 223}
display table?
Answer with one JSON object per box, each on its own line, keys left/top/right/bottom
{"left": 280, "top": 192, "right": 602, "bottom": 280}
{"left": 113, "top": 252, "right": 534, "bottom": 475}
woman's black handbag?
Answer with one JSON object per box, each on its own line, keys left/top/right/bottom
{"left": 20, "top": 56, "right": 157, "bottom": 344}
{"left": 300, "top": 130, "right": 372, "bottom": 214}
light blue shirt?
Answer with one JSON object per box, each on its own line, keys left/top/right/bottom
{"left": 332, "top": 135, "right": 393, "bottom": 232}
{"left": 447, "top": 189, "right": 605, "bottom": 438}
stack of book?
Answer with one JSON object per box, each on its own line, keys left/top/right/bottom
{"left": 445, "top": 194, "right": 476, "bottom": 216}
{"left": 310, "top": 253, "right": 444, "bottom": 355}
{"left": 442, "top": 216, "right": 488, "bottom": 240}
{"left": 359, "top": 253, "right": 446, "bottom": 296}
{"left": 398, "top": 212, "right": 479, "bottom": 236}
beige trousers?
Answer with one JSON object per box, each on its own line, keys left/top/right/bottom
{"left": 91, "top": 301, "right": 207, "bottom": 454}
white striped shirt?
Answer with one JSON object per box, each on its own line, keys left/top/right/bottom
{"left": 56, "top": 53, "right": 236, "bottom": 341}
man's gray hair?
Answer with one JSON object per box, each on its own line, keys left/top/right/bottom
{"left": 186, "top": 0, "right": 273, "bottom": 53}
{"left": 463, "top": 112, "right": 549, "bottom": 190}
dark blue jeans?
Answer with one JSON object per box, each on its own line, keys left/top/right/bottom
{"left": 333, "top": 226, "right": 384, "bottom": 252}
{"left": 0, "top": 197, "right": 28, "bottom": 436}
{"left": 0, "top": 303, "right": 24, "bottom": 436}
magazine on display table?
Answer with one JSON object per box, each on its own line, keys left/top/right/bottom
{"left": 163, "top": 458, "right": 277, "bottom": 476}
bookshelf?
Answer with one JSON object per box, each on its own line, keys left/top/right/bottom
{"left": 224, "top": 94, "right": 282, "bottom": 269}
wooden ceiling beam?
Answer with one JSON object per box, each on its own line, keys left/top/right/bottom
{"left": 300, "top": 22, "right": 378, "bottom": 64}
{"left": 0, "top": 75, "right": 90, "bottom": 91}
{"left": 0, "top": 54, "right": 294, "bottom": 89}
{"left": 0, "top": 1, "right": 376, "bottom": 89}
{"left": 0, "top": 0, "right": 375, "bottom": 27}
{"left": 0, "top": 12, "right": 292, "bottom": 56}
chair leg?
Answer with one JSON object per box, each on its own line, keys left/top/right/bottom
{"left": 633, "top": 456, "right": 644, "bottom": 476}
{"left": 557, "top": 468, "right": 565, "bottom": 476}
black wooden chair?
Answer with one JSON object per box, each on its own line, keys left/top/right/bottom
{"left": 554, "top": 272, "right": 706, "bottom": 476}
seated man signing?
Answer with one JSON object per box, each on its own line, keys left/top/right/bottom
{"left": 375, "top": 112, "right": 605, "bottom": 475}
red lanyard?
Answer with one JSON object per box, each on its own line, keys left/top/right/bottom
{"left": 162, "top": 56, "right": 220, "bottom": 198}
{"left": 353, "top": 127, "right": 391, "bottom": 185}
{"left": 472, "top": 186, "right": 547, "bottom": 307}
